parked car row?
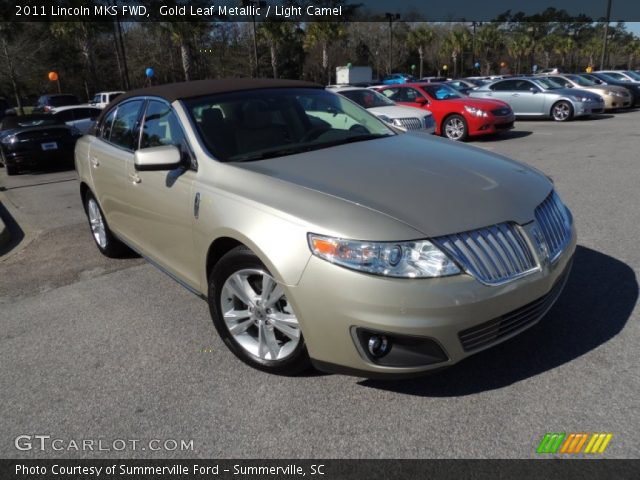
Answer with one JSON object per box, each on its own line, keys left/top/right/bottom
{"left": 0, "top": 91, "right": 124, "bottom": 175}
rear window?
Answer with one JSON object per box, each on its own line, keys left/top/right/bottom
{"left": 1, "top": 114, "right": 61, "bottom": 129}
{"left": 49, "top": 95, "right": 80, "bottom": 107}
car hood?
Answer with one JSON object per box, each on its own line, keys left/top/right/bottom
{"left": 234, "top": 133, "right": 552, "bottom": 237}
{"left": 368, "top": 105, "right": 432, "bottom": 118}
{"left": 440, "top": 97, "right": 509, "bottom": 110}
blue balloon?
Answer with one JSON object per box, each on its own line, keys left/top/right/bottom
{"left": 145, "top": 67, "right": 154, "bottom": 78}
{"left": 474, "top": 62, "right": 480, "bottom": 69}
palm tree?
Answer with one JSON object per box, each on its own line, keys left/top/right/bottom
{"left": 407, "top": 25, "right": 435, "bottom": 79}
{"left": 476, "top": 24, "right": 503, "bottom": 75}
{"left": 50, "top": 22, "right": 99, "bottom": 97}
{"left": 624, "top": 39, "right": 640, "bottom": 69}
{"left": 506, "top": 34, "right": 534, "bottom": 74}
{"left": 304, "top": 21, "right": 346, "bottom": 84}
{"left": 553, "top": 36, "right": 575, "bottom": 68}
{"left": 259, "top": 20, "right": 294, "bottom": 79}
{"left": 443, "top": 28, "right": 471, "bottom": 77}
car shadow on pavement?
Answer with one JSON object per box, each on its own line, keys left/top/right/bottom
{"left": 0, "top": 201, "right": 25, "bottom": 256}
{"left": 359, "top": 245, "right": 637, "bottom": 396}
{"left": 474, "top": 130, "right": 532, "bottom": 142}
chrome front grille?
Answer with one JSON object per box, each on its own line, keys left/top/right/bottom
{"left": 432, "top": 223, "right": 538, "bottom": 286}
{"left": 534, "top": 191, "right": 572, "bottom": 263}
{"left": 395, "top": 117, "right": 423, "bottom": 130}
{"left": 458, "top": 261, "right": 571, "bottom": 352}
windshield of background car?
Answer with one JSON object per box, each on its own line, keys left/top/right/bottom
{"left": 49, "top": 95, "right": 80, "bottom": 107}
{"left": 340, "top": 89, "right": 395, "bottom": 108}
{"left": 1, "top": 115, "right": 62, "bottom": 129}
{"left": 603, "top": 72, "right": 628, "bottom": 81}
{"left": 534, "top": 78, "right": 564, "bottom": 89}
{"left": 422, "top": 84, "right": 463, "bottom": 100}
{"left": 624, "top": 70, "right": 640, "bottom": 81}
{"left": 184, "top": 88, "right": 395, "bottom": 162}
{"left": 566, "top": 75, "right": 596, "bottom": 86}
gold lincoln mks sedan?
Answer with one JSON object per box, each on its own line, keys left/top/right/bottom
{"left": 76, "top": 79, "right": 576, "bottom": 378}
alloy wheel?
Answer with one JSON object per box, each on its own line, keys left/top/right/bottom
{"left": 220, "top": 269, "right": 300, "bottom": 361}
{"left": 552, "top": 102, "right": 571, "bottom": 121}
{"left": 444, "top": 117, "right": 465, "bottom": 140}
{"left": 87, "top": 198, "right": 107, "bottom": 249}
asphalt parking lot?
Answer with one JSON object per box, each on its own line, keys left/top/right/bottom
{"left": 1, "top": 111, "right": 639, "bottom": 459}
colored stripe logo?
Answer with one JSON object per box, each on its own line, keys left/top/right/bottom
{"left": 537, "top": 433, "right": 612, "bottom": 454}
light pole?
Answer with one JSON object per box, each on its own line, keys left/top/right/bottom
{"left": 243, "top": 0, "right": 266, "bottom": 77}
{"left": 600, "top": 0, "right": 612, "bottom": 70}
{"left": 385, "top": 12, "right": 400, "bottom": 74}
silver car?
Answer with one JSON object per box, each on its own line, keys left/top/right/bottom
{"left": 470, "top": 77, "right": 605, "bottom": 121}
{"left": 76, "top": 79, "right": 576, "bottom": 378}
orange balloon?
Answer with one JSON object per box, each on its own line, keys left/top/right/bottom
{"left": 48, "top": 71, "right": 58, "bottom": 82}
{"left": 500, "top": 62, "right": 507, "bottom": 68}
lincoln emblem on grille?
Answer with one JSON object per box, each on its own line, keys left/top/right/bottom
{"left": 531, "top": 225, "right": 549, "bottom": 265}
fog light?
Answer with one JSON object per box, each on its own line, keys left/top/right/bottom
{"left": 367, "top": 335, "right": 391, "bottom": 358}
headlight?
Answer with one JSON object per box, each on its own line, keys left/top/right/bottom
{"left": 464, "top": 105, "right": 488, "bottom": 117}
{"left": 1, "top": 135, "right": 16, "bottom": 145}
{"left": 605, "top": 90, "right": 622, "bottom": 97}
{"left": 308, "top": 234, "right": 461, "bottom": 278}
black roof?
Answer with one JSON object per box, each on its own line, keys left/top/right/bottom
{"left": 110, "top": 78, "right": 322, "bottom": 105}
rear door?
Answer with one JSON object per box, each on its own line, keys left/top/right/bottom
{"left": 121, "top": 99, "right": 198, "bottom": 287}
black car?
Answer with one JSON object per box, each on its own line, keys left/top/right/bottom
{"left": 579, "top": 73, "right": 640, "bottom": 106}
{"left": 33, "top": 94, "right": 81, "bottom": 113}
{"left": 0, "top": 114, "right": 82, "bottom": 175}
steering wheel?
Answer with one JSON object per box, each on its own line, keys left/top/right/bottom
{"left": 349, "top": 124, "right": 369, "bottom": 134}
{"left": 300, "top": 126, "right": 331, "bottom": 142}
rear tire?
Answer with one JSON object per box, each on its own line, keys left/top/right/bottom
{"left": 442, "top": 114, "right": 468, "bottom": 141}
{"left": 551, "top": 101, "right": 573, "bottom": 122}
{"left": 83, "top": 191, "right": 127, "bottom": 258}
{"left": 208, "top": 246, "right": 311, "bottom": 375}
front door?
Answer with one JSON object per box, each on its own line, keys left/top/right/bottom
{"left": 121, "top": 99, "right": 199, "bottom": 289}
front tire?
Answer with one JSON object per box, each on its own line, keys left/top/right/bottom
{"left": 83, "top": 191, "right": 127, "bottom": 257}
{"left": 442, "top": 114, "right": 468, "bottom": 141}
{"left": 551, "top": 101, "right": 573, "bottom": 122}
{"left": 5, "top": 163, "right": 18, "bottom": 176}
{"left": 209, "top": 246, "right": 311, "bottom": 375}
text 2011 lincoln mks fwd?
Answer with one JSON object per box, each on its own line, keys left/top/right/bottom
{"left": 75, "top": 79, "right": 576, "bottom": 377}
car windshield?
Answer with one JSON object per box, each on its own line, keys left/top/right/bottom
{"left": 340, "top": 89, "right": 395, "bottom": 108}
{"left": 623, "top": 70, "right": 640, "bottom": 81}
{"left": 603, "top": 72, "right": 628, "bottom": 81}
{"left": 566, "top": 75, "right": 596, "bottom": 86}
{"left": 184, "top": 88, "right": 395, "bottom": 162}
{"left": 596, "top": 72, "right": 621, "bottom": 83}
{"left": 49, "top": 95, "right": 79, "bottom": 106}
{"left": 534, "top": 78, "right": 564, "bottom": 89}
{"left": 422, "top": 84, "right": 463, "bottom": 100}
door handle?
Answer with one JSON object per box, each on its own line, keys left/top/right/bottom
{"left": 90, "top": 157, "right": 99, "bottom": 168}
{"left": 511, "top": 93, "right": 520, "bottom": 97}
{"left": 194, "top": 192, "right": 200, "bottom": 219}
{"left": 129, "top": 173, "right": 141, "bottom": 184}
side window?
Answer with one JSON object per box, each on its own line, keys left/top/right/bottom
{"left": 550, "top": 77, "right": 570, "bottom": 88}
{"left": 100, "top": 108, "right": 117, "bottom": 141}
{"left": 404, "top": 88, "right": 422, "bottom": 102}
{"left": 490, "top": 80, "right": 516, "bottom": 91}
{"left": 140, "top": 100, "right": 187, "bottom": 152}
{"left": 110, "top": 100, "right": 144, "bottom": 150}
{"left": 515, "top": 80, "right": 535, "bottom": 91}
{"left": 76, "top": 108, "right": 100, "bottom": 120}
{"left": 380, "top": 88, "right": 401, "bottom": 101}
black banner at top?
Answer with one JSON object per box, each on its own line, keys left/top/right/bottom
{"left": 2, "top": 0, "right": 640, "bottom": 22}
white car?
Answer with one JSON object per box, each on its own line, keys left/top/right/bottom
{"left": 50, "top": 105, "right": 102, "bottom": 134}
{"left": 327, "top": 86, "right": 436, "bottom": 134}
{"left": 89, "top": 91, "right": 125, "bottom": 109}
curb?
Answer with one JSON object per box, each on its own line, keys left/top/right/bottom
{"left": 0, "top": 201, "right": 10, "bottom": 249}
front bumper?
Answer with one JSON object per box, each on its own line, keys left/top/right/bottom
{"left": 468, "top": 113, "right": 515, "bottom": 136}
{"left": 289, "top": 224, "right": 576, "bottom": 377}
{"left": 573, "top": 99, "right": 605, "bottom": 116}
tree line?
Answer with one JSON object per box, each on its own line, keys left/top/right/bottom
{"left": 2, "top": 13, "right": 640, "bottom": 110}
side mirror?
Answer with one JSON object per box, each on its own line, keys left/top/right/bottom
{"left": 134, "top": 145, "right": 182, "bottom": 171}
{"left": 415, "top": 96, "right": 427, "bottom": 105}
{"left": 530, "top": 87, "right": 539, "bottom": 93}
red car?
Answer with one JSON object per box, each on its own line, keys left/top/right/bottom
{"left": 374, "top": 83, "right": 515, "bottom": 141}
